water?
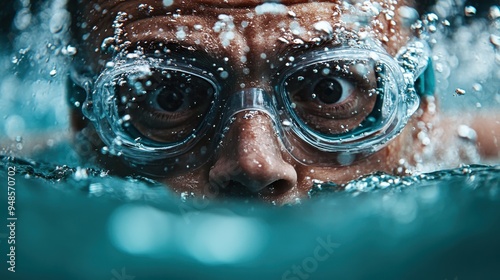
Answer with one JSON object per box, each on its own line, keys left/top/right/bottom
{"left": 1, "top": 156, "right": 499, "bottom": 279}
{"left": 0, "top": 0, "right": 500, "bottom": 279}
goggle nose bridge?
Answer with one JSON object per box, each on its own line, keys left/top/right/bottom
{"left": 221, "top": 88, "right": 280, "bottom": 122}
{"left": 215, "top": 87, "right": 294, "bottom": 160}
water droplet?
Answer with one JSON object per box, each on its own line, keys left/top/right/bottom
{"left": 162, "top": 0, "right": 174, "bottom": 7}
{"left": 176, "top": 26, "right": 187, "bottom": 40}
{"left": 441, "top": 20, "right": 450, "bottom": 27}
{"left": 220, "top": 71, "right": 229, "bottom": 79}
{"left": 62, "top": 45, "right": 78, "bottom": 56}
{"left": 455, "top": 88, "right": 466, "bottom": 95}
{"left": 397, "top": 6, "right": 419, "bottom": 26}
{"left": 313, "top": 21, "right": 333, "bottom": 36}
{"left": 490, "top": 6, "right": 500, "bottom": 20}
{"left": 49, "top": 10, "right": 69, "bottom": 34}
{"left": 14, "top": 8, "right": 32, "bottom": 31}
{"left": 472, "top": 83, "right": 483, "bottom": 92}
{"left": 464, "top": 6, "right": 477, "bottom": 17}
{"left": 457, "top": 125, "right": 477, "bottom": 141}
{"left": 49, "top": 69, "right": 57, "bottom": 77}
{"left": 255, "top": 3, "right": 287, "bottom": 15}
{"left": 292, "top": 38, "right": 305, "bottom": 45}
{"left": 282, "top": 120, "right": 292, "bottom": 127}
{"left": 490, "top": 34, "right": 500, "bottom": 48}
{"left": 74, "top": 167, "right": 89, "bottom": 181}
{"left": 278, "top": 37, "right": 289, "bottom": 44}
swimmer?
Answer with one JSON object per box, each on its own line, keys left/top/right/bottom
{"left": 66, "top": 0, "right": 500, "bottom": 203}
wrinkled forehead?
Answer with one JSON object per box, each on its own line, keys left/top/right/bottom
{"left": 76, "top": 0, "right": 414, "bottom": 70}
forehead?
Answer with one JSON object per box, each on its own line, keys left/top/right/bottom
{"left": 79, "top": 0, "right": 412, "bottom": 70}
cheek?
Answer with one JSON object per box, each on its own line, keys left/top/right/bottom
{"left": 292, "top": 138, "right": 408, "bottom": 190}
{"left": 159, "top": 166, "right": 212, "bottom": 196}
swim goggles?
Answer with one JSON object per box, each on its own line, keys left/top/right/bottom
{"left": 70, "top": 38, "right": 433, "bottom": 176}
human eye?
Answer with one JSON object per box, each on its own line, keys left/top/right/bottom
{"left": 283, "top": 60, "right": 379, "bottom": 135}
{"left": 114, "top": 68, "right": 215, "bottom": 143}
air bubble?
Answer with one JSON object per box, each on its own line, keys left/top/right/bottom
{"left": 62, "top": 45, "right": 77, "bottom": 56}
{"left": 472, "top": 83, "right": 483, "bottom": 92}
{"left": 255, "top": 3, "right": 287, "bottom": 15}
{"left": 49, "top": 10, "right": 69, "bottom": 34}
{"left": 162, "top": 0, "right": 174, "bottom": 7}
{"left": 313, "top": 21, "right": 333, "bottom": 36}
{"left": 490, "top": 6, "right": 500, "bottom": 20}
{"left": 282, "top": 120, "right": 292, "bottom": 127}
{"left": 176, "top": 27, "right": 187, "bottom": 40}
{"left": 464, "top": 6, "right": 477, "bottom": 17}
{"left": 490, "top": 34, "right": 500, "bottom": 48}
{"left": 455, "top": 88, "right": 466, "bottom": 95}
{"left": 457, "top": 125, "right": 477, "bottom": 141}
{"left": 397, "top": 6, "right": 419, "bottom": 26}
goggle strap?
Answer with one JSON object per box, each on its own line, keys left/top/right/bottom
{"left": 222, "top": 88, "right": 278, "bottom": 122}
{"left": 414, "top": 57, "right": 436, "bottom": 97}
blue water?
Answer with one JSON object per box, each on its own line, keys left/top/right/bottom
{"left": 0, "top": 155, "right": 499, "bottom": 279}
{"left": 1, "top": 0, "right": 500, "bottom": 279}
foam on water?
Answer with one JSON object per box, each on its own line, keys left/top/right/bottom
{"left": 0, "top": 154, "right": 499, "bottom": 279}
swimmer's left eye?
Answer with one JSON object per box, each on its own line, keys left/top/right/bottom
{"left": 283, "top": 61, "right": 378, "bottom": 135}
{"left": 311, "top": 77, "right": 353, "bottom": 104}
{"left": 114, "top": 69, "right": 215, "bottom": 143}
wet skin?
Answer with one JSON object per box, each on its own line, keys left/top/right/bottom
{"left": 71, "top": 0, "right": 432, "bottom": 204}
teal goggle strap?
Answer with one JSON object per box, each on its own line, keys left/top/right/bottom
{"left": 414, "top": 57, "right": 436, "bottom": 97}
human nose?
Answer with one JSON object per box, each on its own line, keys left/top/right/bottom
{"left": 208, "top": 110, "right": 297, "bottom": 197}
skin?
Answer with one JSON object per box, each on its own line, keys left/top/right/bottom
{"left": 68, "top": 0, "right": 495, "bottom": 204}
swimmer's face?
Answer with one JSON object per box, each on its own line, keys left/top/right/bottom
{"left": 71, "top": 0, "right": 423, "bottom": 204}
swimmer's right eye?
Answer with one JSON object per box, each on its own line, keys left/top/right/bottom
{"left": 113, "top": 69, "right": 215, "bottom": 143}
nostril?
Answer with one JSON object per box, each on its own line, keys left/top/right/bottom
{"left": 221, "top": 181, "right": 256, "bottom": 198}
{"left": 220, "top": 179, "right": 293, "bottom": 199}
{"left": 259, "top": 179, "right": 293, "bottom": 197}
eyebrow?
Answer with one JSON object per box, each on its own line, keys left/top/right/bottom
{"left": 126, "top": 40, "right": 223, "bottom": 69}
{"left": 92, "top": 0, "right": 338, "bottom": 11}
{"left": 273, "top": 33, "right": 347, "bottom": 64}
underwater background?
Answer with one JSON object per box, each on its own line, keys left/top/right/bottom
{"left": 0, "top": 0, "right": 500, "bottom": 279}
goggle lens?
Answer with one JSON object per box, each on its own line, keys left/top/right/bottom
{"left": 106, "top": 67, "right": 216, "bottom": 146}
{"left": 283, "top": 59, "right": 381, "bottom": 136}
